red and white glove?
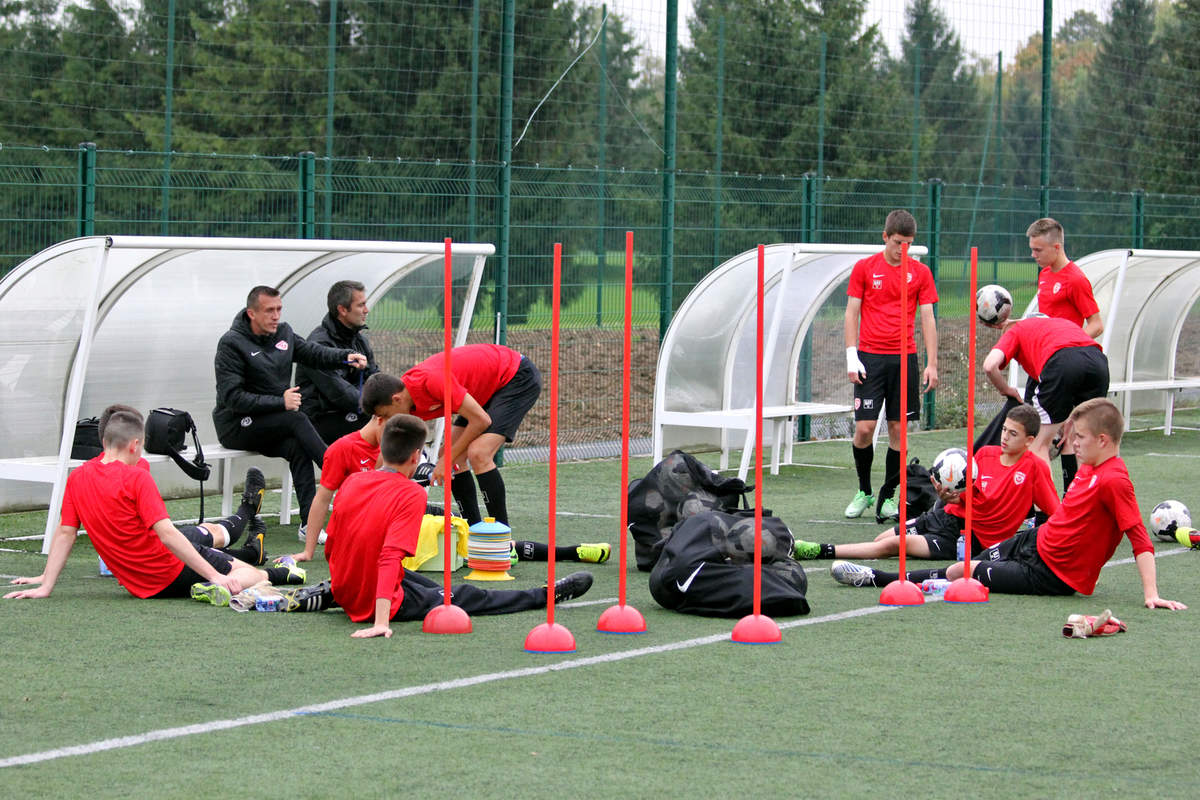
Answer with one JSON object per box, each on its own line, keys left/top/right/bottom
{"left": 1062, "top": 609, "right": 1127, "bottom": 638}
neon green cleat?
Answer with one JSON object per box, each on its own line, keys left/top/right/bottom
{"left": 844, "top": 490, "right": 874, "bottom": 518}
{"left": 280, "top": 563, "right": 307, "bottom": 585}
{"left": 576, "top": 543, "right": 611, "bottom": 563}
{"left": 876, "top": 497, "right": 900, "bottom": 523}
{"left": 793, "top": 540, "right": 821, "bottom": 560}
{"left": 190, "top": 582, "right": 232, "bottom": 607}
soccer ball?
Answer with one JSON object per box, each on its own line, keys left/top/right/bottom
{"left": 976, "top": 284, "right": 1013, "bottom": 325}
{"left": 930, "top": 447, "right": 974, "bottom": 492}
{"left": 1150, "top": 500, "right": 1191, "bottom": 542}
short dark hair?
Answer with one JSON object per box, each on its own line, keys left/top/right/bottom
{"left": 361, "top": 372, "right": 405, "bottom": 416}
{"left": 327, "top": 280, "right": 365, "bottom": 317}
{"left": 1070, "top": 397, "right": 1124, "bottom": 444}
{"left": 884, "top": 209, "right": 917, "bottom": 238}
{"left": 246, "top": 285, "right": 280, "bottom": 310}
{"left": 380, "top": 414, "right": 427, "bottom": 465}
{"left": 98, "top": 403, "right": 141, "bottom": 442}
{"left": 101, "top": 409, "right": 144, "bottom": 449}
{"left": 1005, "top": 403, "right": 1041, "bottom": 439}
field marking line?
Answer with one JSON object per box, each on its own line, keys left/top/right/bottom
{"left": 557, "top": 511, "right": 617, "bottom": 518}
{"left": 0, "top": 604, "right": 896, "bottom": 769}
{"left": 1145, "top": 452, "right": 1200, "bottom": 458}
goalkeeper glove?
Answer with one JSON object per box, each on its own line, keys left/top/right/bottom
{"left": 846, "top": 347, "right": 867, "bottom": 379}
{"left": 1175, "top": 526, "right": 1200, "bottom": 549}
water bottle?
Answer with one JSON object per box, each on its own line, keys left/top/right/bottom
{"left": 98, "top": 556, "right": 112, "bottom": 577}
{"left": 255, "top": 593, "right": 285, "bottom": 612}
{"left": 920, "top": 578, "right": 951, "bottom": 596}
{"left": 956, "top": 535, "right": 965, "bottom": 560}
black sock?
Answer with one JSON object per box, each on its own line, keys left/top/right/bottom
{"left": 451, "top": 471, "right": 482, "bottom": 525}
{"left": 819, "top": 543, "right": 837, "bottom": 559}
{"left": 1061, "top": 453, "right": 1078, "bottom": 491}
{"left": 266, "top": 566, "right": 304, "bottom": 585}
{"left": 878, "top": 447, "right": 901, "bottom": 501}
{"left": 853, "top": 444, "right": 874, "bottom": 494}
{"left": 217, "top": 511, "right": 250, "bottom": 548}
{"left": 512, "top": 541, "right": 578, "bottom": 562}
{"left": 227, "top": 539, "right": 261, "bottom": 564}
{"left": 475, "top": 468, "right": 508, "bottom": 525}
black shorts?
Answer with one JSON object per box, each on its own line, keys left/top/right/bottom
{"left": 1032, "top": 346, "right": 1109, "bottom": 425}
{"left": 896, "top": 506, "right": 973, "bottom": 559}
{"left": 149, "top": 536, "right": 236, "bottom": 599}
{"left": 969, "top": 528, "right": 1075, "bottom": 596}
{"left": 853, "top": 352, "right": 920, "bottom": 422}
{"left": 454, "top": 356, "right": 541, "bottom": 442}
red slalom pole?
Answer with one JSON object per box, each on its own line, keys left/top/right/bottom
{"left": 526, "top": 243, "right": 577, "bottom": 652}
{"left": 598, "top": 231, "right": 646, "bottom": 634}
{"left": 732, "top": 244, "right": 781, "bottom": 643}
{"left": 879, "top": 241, "right": 924, "bottom": 606}
{"left": 945, "top": 246, "right": 989, "bottom": 603}
{"left": 423, "top": 238, "right": 471, "bottom": 633}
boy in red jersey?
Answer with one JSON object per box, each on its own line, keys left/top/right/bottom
{"left": 382, "top": 344, "right": 540, "bottom": 527}
{"left": 1027, "top": 218, "right": 1103, "bottom": 339}
{"left": 983, "top": 314, "right": 1109, "bottom": 485}
{"left": 831, "top": 399, "right": 1186, "bottom": 608}
{"left": 844, "top": 209, "right": 940, "bottom": 523}
{"left": 290, "top": 374, "right": 610, "bottom": 565}
{"left": 5, "top": 409, "right": 302, "bottom": 604}
{"left": 278, "top": 415, "right": 593, "bottom": 638}
{"left": 795, "top": 404, "right": 1057, "bottom": 562}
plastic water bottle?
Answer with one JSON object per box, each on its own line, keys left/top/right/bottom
{"left": 255, "top": 593, "right": 285, "bottom": 612}
{"left": 920, "top": 578, "right": 951, "bottom": 596}
{"left": 955, "top": 535, "right": 965, "bottom": 560}
{"left": 98, "top": 557, "right": 112, "bottom": 577}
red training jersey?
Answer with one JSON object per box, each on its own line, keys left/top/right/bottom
{"left": 1037, "top": 261, "right": 1099, "bottom": 327}
{"left": 61, "top": 459, "right": 181, "bottom": 598}
{"left": 324, "top": 469, "right": 426, "bottom": 623}
{"left": 994, "top": 316, "right": 1101, "bottom": 381}
{"left": 319, "top": 430, "right": 381, "bottom": 491}
{"left": 847, "top": 251, "right": 938, "bottom": 355}
{"left": 1036, "top": 456, "right": 1153, "bottom": 595}
{"left": 401, "top": 344, "right": 522, "bottom": 421}
{"left": 945, "top": 446, "right": 1060, "bottom": 547}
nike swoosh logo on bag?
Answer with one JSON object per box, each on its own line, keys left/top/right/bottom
{"left": 250, "top": 351, "right": 261, "bottom": 356}
{"left": 676, "top": 563, "right": 704, "bottom": 593}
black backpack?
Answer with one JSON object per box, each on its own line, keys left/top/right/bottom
{"left": 905, "top": 457, "right": 938, "bottom": 517}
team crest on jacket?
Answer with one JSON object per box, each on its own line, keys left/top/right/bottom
{"left": 345, "top": 412, "right": 359, "bottom": 422}
{"left": 240, "top": 416, "right": 253, "bottom": 428}
{"left": 275, "top": 340, "right": 289, "bottom": 350}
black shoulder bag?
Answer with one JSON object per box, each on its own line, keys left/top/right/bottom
{"left": 145, "top": 408, "right": 212, "bottom": 520}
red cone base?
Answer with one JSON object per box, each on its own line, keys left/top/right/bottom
{"left": 731, "top": 613, "right": 782, "bottom": 644}
{"left": 422, "top": 603, "right": 472, "bottom": 634}
{"left": 879, "top": 579, "right": 925, "bottom": 606}
{"left": 596, "top": 603, "right": 647, "bottom": 634}
{"left": 944, "top": 577, "right": 989, "bottom": 603}
{"left": 524, "top": 622, "right": 576, "bottom": 653}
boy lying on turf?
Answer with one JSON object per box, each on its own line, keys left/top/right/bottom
{"left": 5, "top": 408, "right": 303, "bottom": 604}
{"left": 272, "top": 414, "right": 594, "bottom": 638}
{"left": 794, "top": 404, "right": 1058, "bottom": 562}
{"left": 830, "top": 398, "right": 1187, "bottom": 610}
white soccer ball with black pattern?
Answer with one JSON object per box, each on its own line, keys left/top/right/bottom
{"left": 1150, "top": 500, "right": 1191, "bottom": 542}
{"left": 930, "top": 447, "right": 974, "bottom": 492}
{"left": 976, "top": 284, "right": 1013, "bottom": 325}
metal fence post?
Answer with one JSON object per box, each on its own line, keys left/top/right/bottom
{"left": 77, "top": 142, "right": 96, "bottom": 238}
{"left": 659, "top": 0, "right": 679, "bottom": 339}
{"left": 924, "top": 178, "right": 943, "bottom": 429}
{"left": 299, "top": 151, "right": 315, "bottom": 239}
{"left": 712, "top": 14, "right": 725, "bottom": 270}
{"left": 595, "top": 5, "right": 608, "bottom": 327}
{"left": 1132, "top": 188, "right": 1145, "bottom": 249}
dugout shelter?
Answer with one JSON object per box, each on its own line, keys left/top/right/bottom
{"left": 0, "top": 236, "right": 492, "bottom": 543}
{"left": 653, "top": 243, "right": 929, "bottom": 479}
{"left": 1018, "top": 248, "right": 1200, "bottom": 432}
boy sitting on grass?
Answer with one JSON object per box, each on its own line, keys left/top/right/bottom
{"left": 5, "top": 408, "right": 303, "bottom": 605}
{"left": 830, "top": 398, "right": 1188, "bottom": 610}
{"left": 795, "top": 404, "right": 1058, "bottom": 562}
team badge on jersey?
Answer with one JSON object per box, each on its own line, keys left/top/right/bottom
{"left": 872, "top": 275, "right": 883, "bottom": 290}
{"left": 1052, "top": 282, "right": 1062, "bottom": 294}
{"left": 1014, "top": 472, "right": 1026, "bottom": 485}
{"left": 275, "top": 340, "right": 289, "bottom": 350}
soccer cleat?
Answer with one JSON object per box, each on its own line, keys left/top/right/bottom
{"left": 875, "top": 497, "right": 900, "bottom": 524}
{"left": 509, "top": 542, "right": 519, "bottom": 566}
{"left": 190, "top": 581, "right": 232, "bottom": 607}
{"left": 830, "top": 560, "right": 877, "bottom": 588}
{"left": 552, "top": 571, "right": 594, "bottom": 603}
{"left": 297, "top": 524, "right": 327, "bottom": 545}
{"left": 242, "top": 516, "right": 267, "bottom": 565}
{"left": 793, "top": 540, "right": 821, "bottom": 560}
{"left": 277, "top": 580, "right": 335, "bottom": 613}
{"left": 575, "top": 543, "right": 611, "bottom": 563}
{"left": 271, "top": 554, "right": 297, "bottom": 568}
{"left": 1175, "top": 526, "right": 1200, "bottom": 549}
{"left": 844, "top": 490, "right": 874, "bottom": 518}
{"left": 280, "top": 562, "right": 307, "bottom": 585}
{"left": 241, "top": 467, "right": 266, "bottom": 517}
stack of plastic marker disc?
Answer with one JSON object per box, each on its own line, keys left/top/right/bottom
{"left": 464, "top": 517, "right": 514, "bottom": 581}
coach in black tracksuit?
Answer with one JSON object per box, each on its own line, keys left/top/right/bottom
{"left": 296, "top": 280, "right": 380, "bottom": 445}
{"left": 213, "top": 285, "right": 367, "bottom": 529}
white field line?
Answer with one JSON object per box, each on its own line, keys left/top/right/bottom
{"left": 0, "top": 548, "right": 1186, "bottom": 769}
{"left": 1145, "top": 452, "right": 1200, "bottom": 458}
